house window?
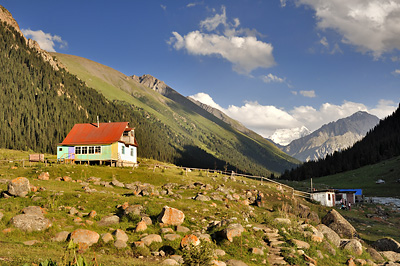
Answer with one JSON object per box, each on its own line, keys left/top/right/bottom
{"left": 95, "top": 146, "right": 101, "bottom": 154}
{"left": 123, "top": 131, "right": 129, "bottom": 136}
{"left": 81, "top": 146, "right": 88, "bottom": 154}
{"left": 122, "top": 146, "right": 125, "bottom": 154}
{"left": 88, "top": 146, "right": 94, "bottom": 154}
{"left": 131, "top": 148, "right": 134, "bottom": 157}
{"left": 58, "top": 147, "right": 62, "bottom": 152}
{"left": 328, "top": 194, "right": 331, "bottom": 201}
{"left": 75, "top": 146, "right": 81, "bottom": 154}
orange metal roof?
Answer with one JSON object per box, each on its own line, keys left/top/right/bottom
{"left": 61, "top": 122, "right": 134, "bottom": 145}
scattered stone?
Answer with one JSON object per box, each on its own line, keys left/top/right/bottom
{"left": 381, "top": 251, "right": 400, "bottom": 262}
{"left": 22, "top": 206, "right": 46, "bottom": 216}
{"left": 251, "top": 247, "right": 264, "bottom": 255}
{"left": 133, "top": 241, "right": 145, "bottom": 248}
{"left": 226, "top": 259, "right": 248, "bottom": 266}
{"left": 88, "top": 210, "right": 97, "bottom": 218}
{"left": 162, "top": 259, "right": 179, "bottom": 265}
{"left": 212, "top": 260, "right": 227, "bottom": 266}
{"left": 273, "top": 218, "right": 291, "bottom": 225}
{"left": 292, "top": 239, "right": 310, "bottom": 249}
{"left": 8, "top": 177, "right": 30, "bottom": 197}
{"left": 70, "top": 229, "right": 100, "bottom": 247}
{"left": 141, "top": 234, "right": 162, "bottom": 246}
{"left": 341, "top": 239, "right": 363, "bottom": 256}
{"left": 181, "top": 234, "right": 200, "bottom": 248}
{"left": 62, "top": 176, "right": 72, "bottom": 182}
{"left": 98, "top": 215, "right": 119, "bottom": 226}
{"left": 111, "top": 179, "right": 125, "bottom": 188}
{"left": 214, "top": 249, "right": 226, "bottom": 257}
{"left": 10, "top": 212, "right": 52, "bottom": 232}
{"left": 164, "top": 234, "right": 181, "bottom": 241}
{"left": 114, "top": 239, "right": 127, "bottom": 249}
{"left": 316, "top": 224, "right": 341, "bottom": 247}
{"left": 124, "top": 204, "right": 143, "bottom": 216}
{"left": 141, "top": 216, "right": 152, "bottom": 226}
{"left": 300, "top": 224, "right": 324, "bottom": 242}
{"left": 366, "top": 247, "right": 384, "bottom": 262}
{"left": 51, "top": 231, "right": 69, "bottom": 242}
{"left": 195, "top": 194, "right": 211, "bottom": 202}
{"left": 347, "top": 258, "right": 356, "bottom": 266}
{"left": 354, "top": 259, "right": 367, "bottom": 265}
{"left": 303, "top": 253, "right": 317, "bottom": 265}
{"left": 23, "top": 240, "right": 41, "bottom": 246}
{"left": 372, "top": 237, "right": 400, "bottom": 252}
{"left": 38, "top": 172, "right": 50, "bottom": 180}
{"left": 101, "top": 233, "right": 114, "bottom": 243}
{"left": 113, "top": 229, "right": 128, "bottom": 242}
{"left": 176, "top": 225, "right": 190, "bottom": 233}
{"left": 158, "top": 206, "right": 185, "bottom": 226}
{"left": 135, "top": 221, "right": 148, "bottom": 232}
{"left": 224, "top": 223, "right": 245, "bottom": 242}
{"left": 321, "top": 209, "right": 357, "bottom": 238}
{"left": 322, "top": 241, "right": 336, "bottom": 256}
{"left": 69, "top": 207, "right": 78, "bottom": 215}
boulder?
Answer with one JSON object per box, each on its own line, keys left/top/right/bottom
{"left": 224, "top": 223, "right": 245, "bottom": 242}
{"left": 111, "top": 179, "right": 125, "bottom": 188}
{"left": 214, "top": 249, "right": 226, "bottom": 257}
{"left": 164, "top": 234, "right": 181, "bottom": 241}
{"left": 176, "top": 225, "right": 190, "bottom": 233}
{"left": 8, "top": 177, "right": 30, "bottom": 197}
{"left": 226, "top": 259, "right": 248, "bottom": 266}
{"left": 70, "top": 229, "right": 100, "bottom": 247}
{"left": 380, "top": 251, "right": 400, "bottom": 262}
{"left": 162, "top": 259, "right": 179, "bottom": 265}
{"left": 366, "top": 247, "right": 384, "bottom": 262}
{"left": 51, "top": 231, "right": 70, "bottom": 242}
{"left": 98, "top": 215, "right": 119, "bottom": 226}
{"left": 211, "top": 261, "right": 226, "bottom": 266}
{"left": 273, "top": 218, "right": 291, "bottom": 225}
{"left": 38, "top": 172, "right": 50, "bottom": 180}
{"left": 135, "top": 221, "right": 148, "bottom": 232}
{"left": 340, "top": 239, "right": 363, "bottom": 256}
{"left": 300, "top": 224, "right": 324, "bottom": 242}
{"left": 10, "top": 213, "right": 51, "bottom": 232}
{"left": 22, "top": 206, "right": 46, "bottom": 216}
{"left": 141, "top": 216, "right": 152, "bottom": 225}
{"left": 195, "top": 194, "right": 211, "bottom": 202}
{"left": 316, "top": 224, "right": 341, "bottom": 247}
{"left": 181, "top": 234, "right": 200, "bottom": 248}
{"left": 292, "top": 239, "right": 310, "bottom": 249}
{"left": 251, "top": 247, "right": 264, "bottom": 255}
{"left": 101, "top": 233, "right": 114, "bottom": 243}
{"left": 141, "top": 234, "right": 162, "bottom": 246}
{"left": 113, "top": 229, "right": 128, "bottom": 242}
{"left": 158, "top": 206, "right": 185, "bottom": 226}
{"left": 321, "top": 209, "right": 357, "bottom": 238}
{"left": 372, "top": 237, "right": 400, "bottom": 252}
{"left": 114, "top": 240, "right": 127, "bottom": 249}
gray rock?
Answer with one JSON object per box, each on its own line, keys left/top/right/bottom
{"left": 292, "top": 239, "right": 310, "bottom": 249}
{"left": 176, "top": 225, "right": 190, "bottom": 233}
{"left": 226, "top": 259, "right": 248, "bottom": 266}
{"left": 164, "top": 234, "right": 181, "bottom": 241}
{"left": 113, "top": 229, "right": 128, "bottom": 242}
{"left": 380, "top": 251, "right": 400, "bottom": 262}
{"left": 372, "top": 237, "right": 400, "bottom": 252}
{"left": 195, "top": 194, "right": 211, "bottom": 202}
{"left": 124, "top": 205, "right": 143, "bottom": 216}
{"left": 366, "top": 247, "right": 384, "bottom": 262}
{"left": 162, "top": 259, "right": 179, "bottom": 265}
{"left": 114, "top": 239, "right": 127, "bottom": 249}
{"left": 316, "top": 224, "right": 341, "bottom": 247}
{"left": 321, "top": 209, "right": 357, "bottom": 238}
{"left": 10, "top": 214, "right": 52, "bottom": 232}
{"left": 98, "top": 215, "right": 119, "bottom": 226}
{"left": 141, "top": 234, "right": 162, "bottom": 246}
{"left": 340, "top": 239, "right": 363, "bottom": 256}
{"left": 70, "top": 229, "right": 99, "bottom": 247}
{"left": 8, "top": 177, "right": 30, "bottom": 197}
{"left": 273, "top": 218, "right": 291, "bottom": 225}
{"left": 51, "top": 231, "right": 70, "bottom": 242}
{"left": 111, "top": 179, "right": 125, "bottom": 188}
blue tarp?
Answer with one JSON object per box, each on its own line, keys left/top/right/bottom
{"left": 336, "top": 189, "right": 363, "bottom": 195}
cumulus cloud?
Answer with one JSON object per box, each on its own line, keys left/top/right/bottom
{"left": 160, "top": 5, "right": 166, "bottom": 10}
{"left": 22, "top": 29, "right": 67, "bottom": 52}
{"left": 392, "top": 69, "right": 400, "bottom": 75}
{"left": 189, "top": 92, "right": 224, "bottom": 110}
{"left": 299, "top": 90, "right": 316, "bottom": 98}
{"left": 191, "top": 93, "right": 397, "bottom": 141}
{"left": 261, "top": 73, "right": 285, "bottom": 83}
{"left": 296, "top": 0, "right": 400, "bottom": 58}
{"left": 169, "top": 6, "right": 275, "bottom": 74}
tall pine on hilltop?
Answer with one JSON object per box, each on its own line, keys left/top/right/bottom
{"left": 281, "top": 104, "right": 400, "bottom": 181}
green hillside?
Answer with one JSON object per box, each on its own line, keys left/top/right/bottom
{"left": 51, "top": 52, "right": 299, "bottom": 175}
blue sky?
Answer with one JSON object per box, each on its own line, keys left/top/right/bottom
{"left": 3, "top": 1, "right": 400, "bottom": 144}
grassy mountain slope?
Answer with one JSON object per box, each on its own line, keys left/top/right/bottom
{"left": 52, "top": 52, "right": 298, "bottom": 175}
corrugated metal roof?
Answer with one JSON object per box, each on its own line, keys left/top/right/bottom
{"left": 61, "top": 122, "right": 132, "bottom": 145}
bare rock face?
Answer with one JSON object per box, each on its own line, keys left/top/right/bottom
{"left": 158, "top": 206, "right": 185, "bottom": 226}
{"left": 224, "top": 223, "right": 245, "bottom": 242}
{"left": 70, "top": 229, "right": 100, "bottom": 247}
{"left": 8, "top": 177, "right": 30, "bottom": 197}
{"left": 0, "top": 6, "right": 24, "bottom": 36}
{"left": 321, "top": 209, "right": 357, "bottom": 238}
{"left": 372, "top": 237, "right": 400, "bottom": 252}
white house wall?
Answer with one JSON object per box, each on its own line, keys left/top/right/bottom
{"left": 118, "top": 142, "right": 137, "bottom": 163}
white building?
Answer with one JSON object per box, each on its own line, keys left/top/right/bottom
{"left": 311, "top": 190, "right": 335, "bottom": 207}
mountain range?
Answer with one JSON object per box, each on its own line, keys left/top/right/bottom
{"left": 0, "top": 5, "right": 298, "bottom": 176}
{"left": 279, "top": 111, "right": 380, "bottom": 162}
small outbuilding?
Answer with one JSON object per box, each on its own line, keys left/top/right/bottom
{"left": 311, "top": 190, "right": 335, "bottom": 207}
{"left": 57, "top": 122, "right": 138, "bottom": 167}
{"left": 335, "top": 189, "right": 363, "bottom": 204}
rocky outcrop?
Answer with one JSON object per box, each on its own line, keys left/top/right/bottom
{"left": 321, "top": 209, "right": 357, "bottom": 238}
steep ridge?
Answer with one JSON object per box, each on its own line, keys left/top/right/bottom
{"left": 51, "top": 53, "right": 299, "bottom": 175}
{"left": 281, "top": 111, "right": 380, "bottom": 162}
{"left": 281, "top": 105, "right": 400, "bottom": 180}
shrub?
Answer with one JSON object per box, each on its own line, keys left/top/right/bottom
{"left": 181, "top": 240, "right": 214, "bottom": 266}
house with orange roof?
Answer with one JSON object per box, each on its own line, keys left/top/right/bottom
{"left": 57, "top": 122, "right": 138, "bottom": 166}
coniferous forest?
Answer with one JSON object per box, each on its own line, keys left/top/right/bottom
{"left": 281, "top": 104, "right": 400, "bottom": 181}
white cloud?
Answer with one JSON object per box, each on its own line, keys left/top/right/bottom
{"left": 299, "top": 90, "right": 316, "bottom": 98}
{"left": 320, "top": 36, "right": 329, "bottom": 48}
{"left": 392, "top": 69, "right": 400, "bottom": 75}
{"left": 192, "top": 93, "right": 397, "bottom": 141}
{"left": 261, "top": 73, "right": 285, "bottom": 83}
{"left": 189, "top": 92, "right": 224, "bottom": 110}
{"left": 280, "top": 0, "right": 287, "bottom": 7}
{"left": 22, "top": 29, "right": 67, "bottom": 52}
{"left": 169, "top": 6, "right": 275, "bottom": 74}
{"left": 160, "top": 5, "right": 167, "bottom": 10}
{"left": 297, "top": 0, "right": 400, "bottom": 58}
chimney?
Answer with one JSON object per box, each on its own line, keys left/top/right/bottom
{"left": 97, "top": 116, "right": 99, "bottom": 127}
